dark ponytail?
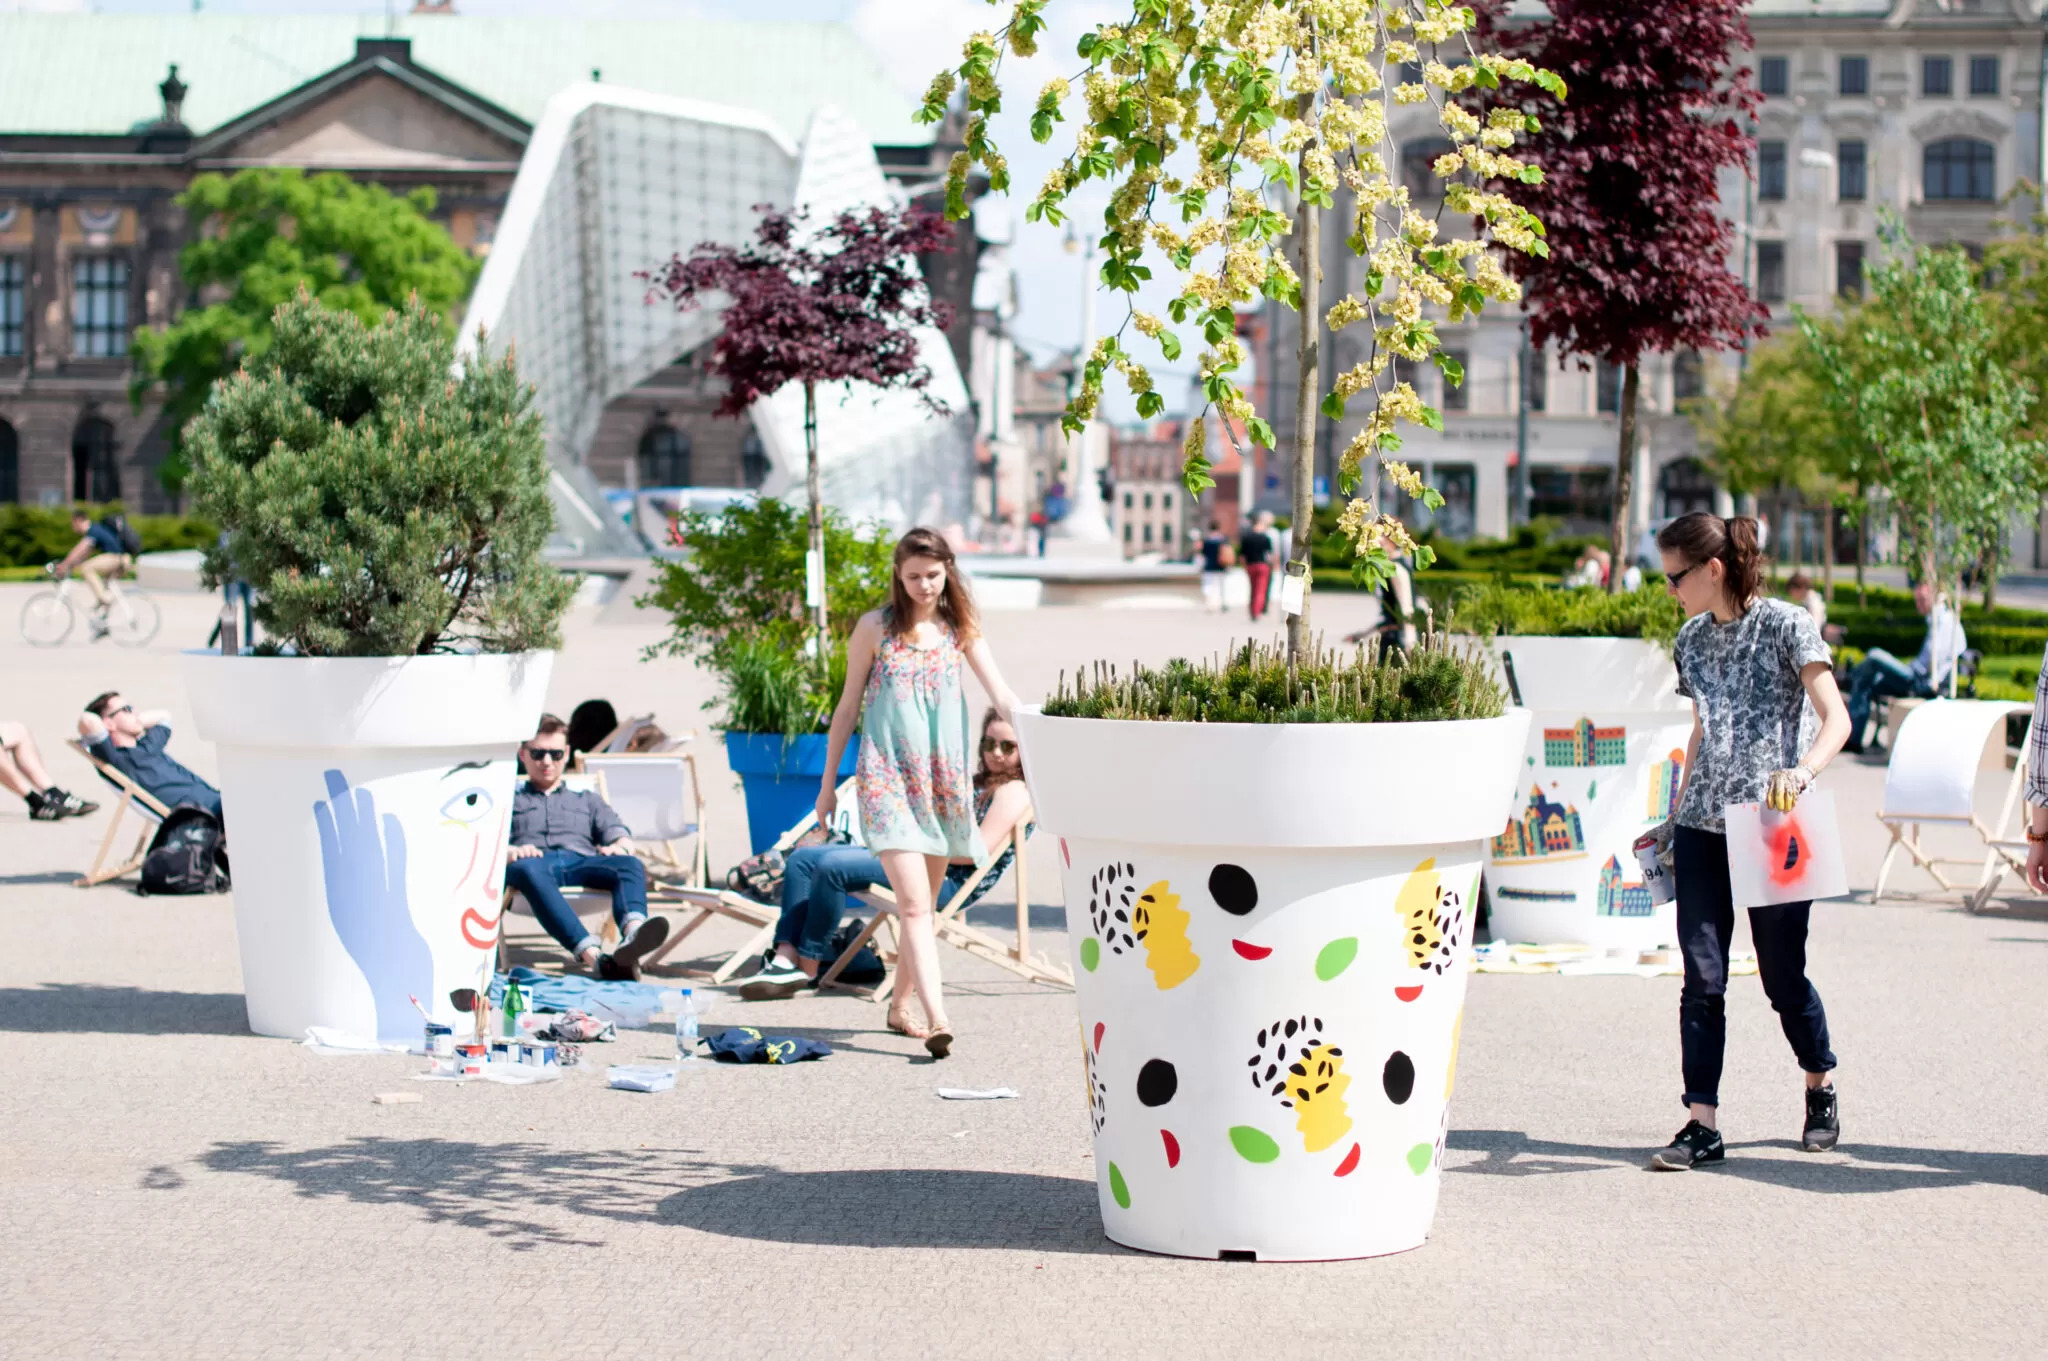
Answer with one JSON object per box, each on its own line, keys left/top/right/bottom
{"left": 1656, "top": 511, "right": 1762, "bottom": 605}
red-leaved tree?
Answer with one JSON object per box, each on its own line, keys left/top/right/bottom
{"left": 1478, "top": 0, "right": 1766, "bottom": 589}
{"left": 642, "top": 205, "right": 955, "bottom": 654}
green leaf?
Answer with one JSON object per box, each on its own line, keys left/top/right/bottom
{"left": 1419, "top": 405, "right": 1444, "bottom": 432}
{"left": 1229, "top": 1125, "right": 1281, "bottom": 1164}
{"left": 1158, "top": 330, "right": 1182, "bottom": 362}
{"left": 1314, "top": 937, "right": 1358, "bottom": 981}
{"left": 1320, "top": 392, "right": 1346, "bottom": 420}
{"left": 1136, "top": 391, "right": 1165, "bottom": 419}
{"left": 1246, "top": 416, "right": 1275, "bottom": 448}
{"left": 1434, "top": 351, "right": 1465, "bottom": 387}
{"left": 1413, "top": 543, "right": 1437, "bottom": 571}
{"left": 1107, "top": 1161, "right": 1131, "bottom": 1209}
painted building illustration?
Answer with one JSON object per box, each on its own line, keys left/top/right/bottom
{"left": 1646, "top": 748, "right": 1684, "bottom": 820}
{"left": 1543, "top": 717, "right": 1627, "bottom": 768}
{"left": 1595, "top": 855, "right": 1655, "bottom": 917}
{"left": 1490, "top": 785, "right": 1587, "bottom": 863}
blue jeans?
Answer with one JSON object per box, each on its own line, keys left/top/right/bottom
{"left": 1846, "top": 648, "right": 1930, "bottom": 748}
{"left": 774, "top": 844, "right": 961, "bottom": 963}
{"left": 1674, "top": 825, "right": 1835, "bottom": 1108}
{"left": 505, "top": 850, "right": 647, "bottom": 957}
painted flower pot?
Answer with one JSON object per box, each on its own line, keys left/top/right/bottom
{"left": 1481, "top": 637, "right": 1693, "bottom": 950}
{"left": 180, "top": 651, "right": 554, "bottom": 1044}
{"left": 1012, "top": 706, "right": 1532, "bottom": 1261}
{"left": 724, "top": 731, "right": 860, "bottom": 854}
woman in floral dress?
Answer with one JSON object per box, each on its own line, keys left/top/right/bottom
{"left": 817, "top": 528, "right": 1019, "bottom": 1057}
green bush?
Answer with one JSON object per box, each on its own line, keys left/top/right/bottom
{"left": 637, "top": 495, "right": 895, "bottom": 735}
{"left": 1307, "top": 511, "right": 1601, "bottom": 577}
{"left": 1042, "top": 633, "right": 1505, "bottom": 724}
{"left": 181, "top": 292, "right": 573, "bottom": 656}
{"left": 0, "top": 504, "right": 218, "bottom": 568}
{"left": 1447, "top": 581, "right": 1687, "bottom": 648}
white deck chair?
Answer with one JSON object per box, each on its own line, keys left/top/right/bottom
{"left": 1870, "top": 698, "right": 2032, "bottom": 904}
{"left": 584, "top": 752, "right": 710, "bottom": 885}
{"left": 1970, "top": 708, "right": 2039, "bottom": 912}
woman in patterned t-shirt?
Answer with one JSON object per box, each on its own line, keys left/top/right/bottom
{"left": 1646, "top": 513, "right": 1853, "bottom": 1172}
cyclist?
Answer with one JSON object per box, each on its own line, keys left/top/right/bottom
{"left": 51, "top": 508, "right": 141, "bottom": 641}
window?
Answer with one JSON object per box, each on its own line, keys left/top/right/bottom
{"left": 1142, "top": 522, "right": 1153, "bottom": 544}
{"left": 1597, "top": 362, "right": 1623, "bottom": 414}
{"left": 1658, "top": 457, "right": 1717, "bottom": 519}
{"left": 1524, "top": 345, "right": 1547, "bottom": 412}
{"left": 0, "top": 419, "right": 16, "bottom": 504}
{"left": 1528, "top": 466, "right": 1614, "bottom": 534}
{"left": 1839, "top": 55, "right": 1868, "bottom": 96}
{"left": 1124, "top": 521, "right": 1133, "bottom": 543}
{"left": 1757, "top": 240, "right": 1787, "bottom": 303}
{"left": 1969, "top": 55, "right": 1999, "bottom": 97}
{"left": 1440, "top": 348, "right": 1468, "bottom": 411}
{"left": 1431, "top": 464, "right": 1476, "bottom": 539}
{"left": 1758, "top": 56, "right": 1789, "bottom": 97}
{"left": 71, "top": 256, "right": 130, "bottom": 358}
{"left": 1162, "top": 522, "right": 1173, "bottom": 543}
{"left": 1836, "top": 240, "right": 1865, "bottom": 299}
{"left": 739, "top": 429, "right": 769, "bottom": 488}
{"left": 71, "top": 415, "right": 118, "bottom": 502}
{"left": 1758, "top": 140, "right": 1788, "bottom": 201}
{"left": 1401, "top": 137, "right": 1456, "bottom": 201}
{"left": 1924, "top": 137, "right": 1995, "bottom": 201}
{"left": 1143, "top": 491, "right": 1154, "bottom": 510}
{"left": 1838, "top": 140, "right": 1867, "bottom": 201}
{"left": 1673, "top": 351, "right": 1705, "bottom": 404}
{"left": 1923, "top": 55, "right": 1953, "bottom": 97}
{"left": 636, "top": 423, "right": 691, "bottom": 487}
{"left": 0, "top": 256, "right": 22, "bottom": 357}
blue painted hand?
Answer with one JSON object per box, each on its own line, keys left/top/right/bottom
{"left": 314, "top": 769, "right": 434, "bottom": 1045}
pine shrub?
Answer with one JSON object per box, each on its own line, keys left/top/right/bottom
{"left": 182, "top": 292, "right": 573, "bottom": 656}
{"left": 1448, "top": 580, "right": 1685, "bottom": 648}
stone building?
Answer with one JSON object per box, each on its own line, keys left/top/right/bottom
{"left": 0, "top": 13, "right": 964, "bottom": 514}
{"left": 1110, "top": 422, "right": 1197, "bottom": 561}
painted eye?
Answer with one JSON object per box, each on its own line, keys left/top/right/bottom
{"left": 440, "top": 787, "right": 494, "bottom": 824}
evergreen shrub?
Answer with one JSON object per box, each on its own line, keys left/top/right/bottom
{"left": 1449, "top": 580, "right": 1686, "bottom": 648}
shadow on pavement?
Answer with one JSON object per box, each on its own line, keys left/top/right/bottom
{"left": 1451, "top": 1128, "right": 2047, "bottom": 1195}
{"left": 187, "top": 1138, "right": 1115, "bottom": 1254}
{"left": 0, "top": 872, "right": 83, "bottom": 887}
{"left": 0, "top": 983, "right": 251, "bottom": 1036}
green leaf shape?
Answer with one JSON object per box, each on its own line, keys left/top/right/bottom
{"left": 1406, "top": 1142, "right": 1434, "bottom": 1175}
{"left": 1080, "top": 937, "right": 1101, "bottom": 972}
{"left": 1229, "top": 1125, "right": 1280, "bottom": 1164}
{"left": 1108, "top": 1161, "right": 1131, "bottom": 1209}
{"left": 1315, "top": 937, "right": 1359, "bottom": 982}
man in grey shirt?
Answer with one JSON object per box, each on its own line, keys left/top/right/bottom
{"left": 504, "top": 714, "right": 669, "bottom": 979}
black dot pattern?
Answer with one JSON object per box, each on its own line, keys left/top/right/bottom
{"left": 1136, "top": 1058, "right": 1178, "bottom": 1107}
{"left": 1209, "top": 863, "right": 1258, "bottom": 916}
{"left": 1247, "top": 1014, "right": 1332, "bottom": 1108}
{"left": 1087, "top": 862, "right": 1139, "bottom": 955}
{"left": 1382, "top": 1051, "right": 1415, "bottom": 1105}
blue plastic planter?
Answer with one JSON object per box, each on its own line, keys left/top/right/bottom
{"left": 724, "top": 731, "right": 859, "bottom": 854}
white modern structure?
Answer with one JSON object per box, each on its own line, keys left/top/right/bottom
{"left": 457, "top": 84, "right": 973, "bottom": 555}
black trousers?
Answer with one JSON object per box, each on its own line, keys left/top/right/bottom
{"left": 1674, "top": 824, "right": 1837, "bottom": 1108}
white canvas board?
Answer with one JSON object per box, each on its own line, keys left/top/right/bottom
{"left": 1724, "top": 789, "right": 1849, "bottom": 909}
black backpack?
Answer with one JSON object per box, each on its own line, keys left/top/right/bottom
{"left": 139, "top": 806, "right": 229, "bottom": 896}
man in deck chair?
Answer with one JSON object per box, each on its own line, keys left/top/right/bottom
{"left": 1844, "top": 581, "right": 1966, "bottom": 753}
{"left": 0, "top": 720, "right": 96, "bottom": 821}
{"left": 505, "top": 714, "right": 670, "bottom": 980}
{"left": 78, "top": 693, "right": 221, "bottom": 822}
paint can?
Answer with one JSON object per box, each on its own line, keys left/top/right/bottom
{"left": 488, "top": 1036, "right": 522, "bottom": 1064}
{"left": 429, "top": 1053, "right": 459, "bottom": 1077}
{"left": 520, "top": 1039, "right": 559, "bottom": 1069}
{"left": 455, "top": 1042, "right": 487, "bottom": 1077}
{"left": 422, "top": 1022, "right": 454, "bottom": 1058}
{"left": 1632, "top": 832, "right": 1676, "bottom": 906}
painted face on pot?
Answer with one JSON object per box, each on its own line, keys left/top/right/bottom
{"left": 437, "top": 760, "right": 511, "bottom": 951}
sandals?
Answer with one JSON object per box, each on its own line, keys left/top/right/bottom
{"left": 886, "top": 1009, "right": 930, "bottom": 1040}
{"left": 923, "top": 1029, "right": 954, "bottom": 1060}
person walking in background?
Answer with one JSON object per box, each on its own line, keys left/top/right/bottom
{"left": 0, "top": 720, "right": 95, "bottom": 821}
{"left": 1842, "top": 581, "right": 1965, "bottom": 753}
{"left": 1647, "top": 512, "right": 1851, "bottom": 1171}
{"left": 1783, "top": 571, "right": 1827, "bottom": 633}
{"left": 1198, "top": 520, "right": 1230, "bottom": 613}
{"left": 815, "top": 528, "right": 1019, "bottom": 1058}
{"left": 1240, "top": 512, "right": 1275, "bottom": 621}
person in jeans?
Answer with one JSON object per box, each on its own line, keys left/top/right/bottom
{"left": 1647, "top": 512, "right": 1851, "bottom": 1171}
{"left": 1239, "top": 513, "right": 1275, "bottom": 621}
{"left": 1198, "top": 521, "right": 1229, "bottom": 612}
{"left": 1842, "top": 581, "right": 1965, "bottom": 752}
{"left": 0, "top": 720, "right": 96, "bottom": 821}
{"left": 79, "top": 693, "right": 222, "bottom": 820}
{"left": 504, "top": 714, "right": 669, "bottom": 979}
{"left": 743, "top": 708, "right": 1031, "bottom": 1000}
{"left": 53, "top": 509, "right": 135, "bottom": 640}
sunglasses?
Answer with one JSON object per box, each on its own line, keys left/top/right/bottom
{"left": 980, "top": 738, "right": 1018, "bottom": 756}
{"left": 108, "top": 704, "right": 134, "bottom": 716}
{"left": 1665, "top": 562, "right": 1703, "bottom": 588}
{"left": 525, "top": 746, "right": 569, "bottom": 762}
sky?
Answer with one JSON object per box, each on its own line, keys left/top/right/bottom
{"left": 10, "top": 0, "right": 1194, "bottom": 418}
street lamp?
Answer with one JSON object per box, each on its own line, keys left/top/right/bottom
{"left": 1046, "top": 217, "right": 1115, "bottom": 550}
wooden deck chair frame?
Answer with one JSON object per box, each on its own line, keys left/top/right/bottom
{"left": 67, "top": 739, "right": 173, "bottom": 888}
{"left": 817, "top": 804, "right": 1073, "bottom": 1004}
{"left": 1870, "top": 700, "right": 2032, "bottom": 904}
{"left": 1968, "top": 710, "right": 2039, "bottom": 913}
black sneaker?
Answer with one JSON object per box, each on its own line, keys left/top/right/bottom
{"left": 1649, "top": 1119, "right": 1726, "bottom": 1171}
{"left": 35, "top": 787, "right": 97, "bottom": 820}
{"left": 738, "top": 960, "right": 811, "bottom": 1001}
{"left": 1802, "top": 1084, "right": 1840, "bottom": 1152}
{"left": 596, "top": 916, "right": 671, "bottom": 981}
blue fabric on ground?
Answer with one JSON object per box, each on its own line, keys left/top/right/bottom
{"left": 704, "top": 1027, "right": 831, "bottom": 1064}
{"left": 486, "top": 967, "right": 669, "bottom": 1014}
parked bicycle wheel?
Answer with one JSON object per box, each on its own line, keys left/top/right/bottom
{"left": 105, "top": 589, "right": 162, "bottom": 648}
{"left": 20, "top": 590, "right": 75, "bottom": 646}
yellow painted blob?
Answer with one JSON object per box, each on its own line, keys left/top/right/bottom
{"left": 1395, "top": 857, "right": 1443, "bottom": 970}
{"left": 1283, "top": 1043, "right": 1353, "bottom": 1153}
{"left": 1445, "top": 1008, "right": 1464, "bottom": 1100}
{"left": 1132, "top": 880, "right": 1200, "bottom": 990}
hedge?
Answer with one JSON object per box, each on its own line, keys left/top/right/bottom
{"left": 0, "top": 504, "right": 218, "bottom": 569}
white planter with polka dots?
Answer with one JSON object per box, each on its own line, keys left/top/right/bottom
{"left": 1480, "top": 637, "right": 1693, "bottom": 950}
{"left": 1013, "top": 706, "right": 1531, "bottom": 1261}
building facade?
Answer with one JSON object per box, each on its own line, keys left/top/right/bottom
{"left": 1110, "top": 423, "right": 1196, "bottom": 560}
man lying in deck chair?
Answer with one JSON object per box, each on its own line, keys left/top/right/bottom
{"left": 742, "top": 708, "right": 1031, "bottom": 1000}
{"left": 0, "top": 719, "right": 96, "bottom": 821}
{"left": 505, "top": 714, "right": 670, "bottom": 980}
{"left": 79, "top": 693, "right": 222, "bottom": 822}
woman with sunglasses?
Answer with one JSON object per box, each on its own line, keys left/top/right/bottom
{"left": 814, "top": 529, "right": 1020, "bottom": 1057}
{"left": 1647, "top": 512, "right": 1852, "bottom": 1171}
{"left": 745, "top": 709, "right": 1031, "bottom": 1005}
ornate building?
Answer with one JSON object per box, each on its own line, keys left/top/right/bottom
{"left": 1490, "top": 784, "right": 1587, "bottom": 863}
{"left": 1542, "top": 716, "right": 1628, "bottom": 768}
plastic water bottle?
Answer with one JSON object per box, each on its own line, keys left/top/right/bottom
{"left": 675, "top": 988, "right": 699, "bottom": 1061}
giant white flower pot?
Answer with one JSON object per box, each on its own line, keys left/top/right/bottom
{"left": 1012, "top": 706, "right": 1532, "bottom": 1261}
{"left": 1480, "top": 637, "right": 1693, "bottom": 950}
{"left": 180, "top": 651, "right": 554, "bottom": 1044}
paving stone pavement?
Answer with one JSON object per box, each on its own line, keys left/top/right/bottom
{"left": 1, "top": 583, "right": 2043, "bottom": 1360}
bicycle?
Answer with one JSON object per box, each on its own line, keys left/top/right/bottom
{"left": 20, "top": 564, "right": 162, "bottom": 648}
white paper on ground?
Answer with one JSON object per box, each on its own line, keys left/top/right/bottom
{"left": 937, "top": 1087, "right": 1021, "bottom": 1100}
{"left": 1724, "top": 789, "right": 1849, "bottom": 909}
{"left": 301, "top": 1026, "right": 413, "bottom": 1056}
{"left": 606, "top": 1064, "right": 676, "bottom": 1092}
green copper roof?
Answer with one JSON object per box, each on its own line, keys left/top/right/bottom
{"left": 0, "top": 14, "right": 929, "bottom": 147}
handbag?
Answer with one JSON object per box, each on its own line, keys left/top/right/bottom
{"left": 726, "top": 823, "right": 853, "bottom": 903}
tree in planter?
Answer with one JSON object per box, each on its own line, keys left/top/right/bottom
{"left": 181, "top": 290, "right": 574, "bottom": 657}
{"left": 1475, "top": 0, "right": 1765, "bottom": 593}
{"left": 640, "top": 206, "right": 955, "bottom": 662}
{"left": 131, "top": 168, "right": 480, "bottom": 496}
{"left": 928, "top": 0, "right": 1562, "bottom": 660}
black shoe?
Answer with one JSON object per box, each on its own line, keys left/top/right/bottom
{"left": 1649, "top": 1119, "right": 1726, "bottom": 1171}
{"left": 1802, "top": 1084, "right": 1840, "bottom": 1152}
{"left": 738, "top": 960, "right": 811, "bottom": 1001}
{"left": 34, "top": 787, "right": 97, "bottom": 820}
{"left": 597, "top": 916, "right": 671, "bottom": 981}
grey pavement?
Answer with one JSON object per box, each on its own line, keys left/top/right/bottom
{"left": 1, "top": 582, "right": 2044, "bottom": 1360}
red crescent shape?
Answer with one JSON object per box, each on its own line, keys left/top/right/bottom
{"left": 1092, "top": 1022, "right": 1104, "bottom": 1053}
{"left": 1394, "top": 985, "right": 1424, "bottom": 1002}
{"left": 461, "top": 907, "right": 500, "bottom": 951}
{"left": 1231, "top": 940, "right": 1273, "bottom": 960}
{"left": 1161, "top": 1129, "right": 1181, "bottom": 1168}
{"left": 1333, "top": 1142, "right": 1361, "bottom": 1177}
